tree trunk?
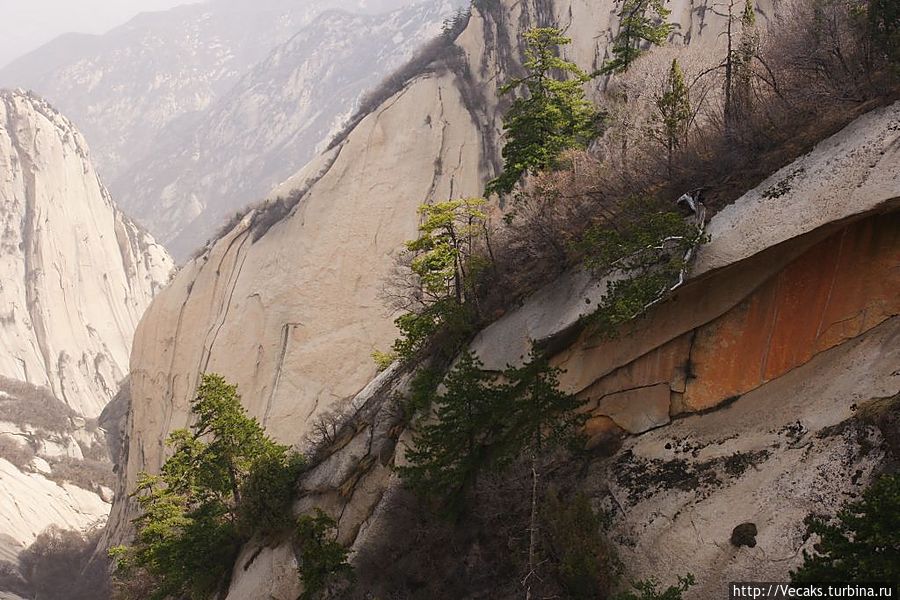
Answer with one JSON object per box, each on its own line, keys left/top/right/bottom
{"left": 724, "top": 0, "right": 735, "bottom": 134}
{"left": 525, "top": 450, "right": 539, "bottom": 600}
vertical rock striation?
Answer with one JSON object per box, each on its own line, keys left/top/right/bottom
{"left": 109, "top": 0, "right": 775, "bottom": 543}
{"left": 0, "top": 89, "right": 173, "bottom": 418}
{"left": 0, "top": 89, "right": 172, "bottom": 562}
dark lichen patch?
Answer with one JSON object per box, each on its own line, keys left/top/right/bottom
{"left": 614, "top": 443, "right": 776, "bottom": 505}
{"left": 815, "top": 419, "right": 879, "bottom": 458}
{"left": 763, "top": 167, "right": 805, "bottom": 199}
{"left": 613, "top": 449, "right": 721, "bottom": 504}
{"left": 776, "top": 420, "right": 809, "bottom": 445}
{"left": 724, "top": 450, "right": 771, "bottom": 477}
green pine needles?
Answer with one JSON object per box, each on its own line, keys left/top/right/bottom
{"left": 791, "top": 473, "right": 900, "bottom": 583}
{"left": 397, "top": 351, "right": 584, "bottom": 513}
{"left": 295, "top": 510, "right": 354, "bottom": 600}
{"left": 577, "top": 196, "right": 707, "bottom": 336}
{"left": 109, "top": 374, "right": 350, "bottom": 600}
{"left": 603, "top": 0, "right": 674, "bottom": 75}
{"left": 650, "top": 58, "right": 692, "bottom": 177}
{"left": 613, "top": 574, "right": 696, "bottom": 600}
{"left": 486, "top": 27, "right": 598, "bottom": 196}
{"left": 391, "top": 199, "right": 488, "bottom": 361}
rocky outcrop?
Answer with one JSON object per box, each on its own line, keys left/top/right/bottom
{"left": 562, "top": 208, "right": 899, "bottom": 431}
{"left": 0, "top": 89, "right": 171, "bottom": 565}
{"left": 99, "top": 0, "right": 899, "bottom": 594}
{"left": 0, "top": 89, "right": 173, "bottom": 417}
{"left": 110, "top": 0, "right": 773, "bottom": 545}
{"left": 473, "top": 102, "right": 900, "bottom": 374}
{"left": 213, "top": 102, "right": 898, "bottom": 595}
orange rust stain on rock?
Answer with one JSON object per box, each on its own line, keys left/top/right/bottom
{"left": 684, "top": 214, "right": 900, "bottom": 411}
{"left": 576, "top": 333, "right": 693, "bottom": 403}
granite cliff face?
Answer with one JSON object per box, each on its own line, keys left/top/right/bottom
{"left": 117, "top": 0, "right": 467, "bottom": 259}
{"left": 107, "top": 0, "right": 898, "bottom": 596}
{"left": 250, "top": 106, "right": 899, "bottom": 599}
{"left": 0, "top": 90, "right": 173, "bottom": 417}
{"left": 0, "top": 89, "right": 172, "bottom": 561}
{"left": 108, "top": 0, "right": 775, "bottom": 545}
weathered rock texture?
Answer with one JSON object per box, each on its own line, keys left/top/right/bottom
{"left": 0, "top": 89, "right": 171, "bottom": 563}
{"left": 606, "top": 315, "right": 899, "bottom": 597}
{"left": 101, "top": 0, "right": 899, "bottom": 593}
{"left": 0, "top": 89, "right": 173, "bottom": 418}
{"left": 569, "top": 210, "right": 899, "bottom": 432}
{"left": 110, "top": 0, "right": 779, "bottom": 546}
{"left": 117, "top": 0, "right": 466, "bottom": 260}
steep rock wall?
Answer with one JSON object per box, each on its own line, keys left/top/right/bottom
{"left": 0, "top": 89, "right": 173, "bottom": 418}
{"left": 0, "top": 89, "right": 172, "bottom": 562}
{"left": 117, "top": 0, "right": 467, "bottom": 259}
{"left": 211, "top": 101, "right": 900, "bottom": 597}
{"left": 112, "top": 0, "right": 773, "bottom": 542}
{"left": 573, "top": 209, "right": 899, "bottom": 436}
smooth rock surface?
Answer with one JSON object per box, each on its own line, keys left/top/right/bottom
{"left": 0, "top": 89, "right": 170, "bottom": 562}
{"left": 0, "top": 89, "right": 173, "bottom": 417}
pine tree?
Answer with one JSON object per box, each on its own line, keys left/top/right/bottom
{"left": 396, "top": 352, "right": 505, "bottom": 508}
{"left": 720, "top": 0, "right": 758, "bottom": 133}
{"left": 496, "top": 355, "right": 584, "bottom": 600}
{"left": 391, "top": 199, "right": 487, "bottom": 360}
{"left": 650, "top": 58, "right": 692, "bottom": 178}
{"left": 486, "top": 28, "right": 597, "bottom": 196}
{"left": 602, "top": 0, "right": 674, "bottom": 75}
{"left": 398, "top": 352, "right": 582, "bottom": 510}
{"left": 109, "top": 374, "right": 307, "bottom": 600}
{"left": 295, "top": 510, "right": 354, "bottom": 600}
{"left": 869, "top": 0, "right": 900, "bottom": 63}
{"left": 404, "top": 198, "right": 487, "bottom": 306}
{"left": 791, "top": 474, "right": 900, "bottom": 583}
{"left": 732, "top": 0, "right": 759, "bottom": 121}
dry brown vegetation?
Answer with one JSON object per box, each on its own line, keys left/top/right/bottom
{"left": 46, "top": 455, "right": 115, "bottom": 490}
{"left": 0, "top": 436, "right": 36, "bottom": 471}
{"left": 17, "top": 524, "right": 111, "bottom": 600}
{"left": 0, "top": 376, "right": 74, "bottom": 433}
{"left": 477, "top": 0, "right": 900, "bottom": 313}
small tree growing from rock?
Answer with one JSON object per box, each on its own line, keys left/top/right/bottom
{"left": 649, "top": 58, "right": 692, "bottom": 178}
{"left": 792, "top": 473, "right": 900, "bottom": 583}
{"left": 109, "top": 374, "right": 307, "bottom": 600}
{"left": 486, "top": 28, "right": 598, "bottom": 196}
{"left": 602, "top": 0, "right": 674, "bottom": 75}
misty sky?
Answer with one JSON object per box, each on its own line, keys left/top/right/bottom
{"left": 0, "top": 0, "right": 203, "bottom": 67}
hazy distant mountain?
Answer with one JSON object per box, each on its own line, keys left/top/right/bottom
{"left": 115, "top": 1, "right": 465, "bottom": 259}
{"left": 0, "top": 0, "right": 415, "bottom": 182}
{"left": 0, "top": 0, "right": 465, "bottom": 260}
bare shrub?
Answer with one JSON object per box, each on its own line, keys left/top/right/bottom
{"left": 0, "top": 437, "right": 36, "bottom": 471}
{"left": 18, "top": 524, "right": 111, "bottom": 600}
{"left": 484, "top": 0, "right": 899, "bottom": 311}
{"left": 306, "top": 400, "right": 356, "bottom": 452}
{"left": 0, "top": 376, "right": 74, "bottom": 433}
{"left": 0, "top": 560, "right": 29, "bottom": 598}
{"left": 46, "top": 455, "right": 115, "bottom": 490}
